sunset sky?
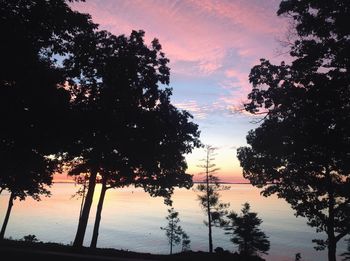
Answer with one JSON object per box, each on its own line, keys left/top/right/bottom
{"left": 68, "top": 0, "right": 290, "bottom": 183}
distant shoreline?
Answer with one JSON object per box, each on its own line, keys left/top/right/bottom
{"left": 52, "top": 181, "right": 252, "bottom": 185}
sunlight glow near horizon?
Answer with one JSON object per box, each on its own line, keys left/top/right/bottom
{"left": 68, "top": 0, "right": 290, "bottom": 183}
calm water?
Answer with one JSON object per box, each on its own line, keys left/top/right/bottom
{"left": 0, "top": 183, "right": 347, "bottom": 261}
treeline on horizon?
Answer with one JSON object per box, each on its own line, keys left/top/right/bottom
{"left": 0, "top": 1, "right": 349, "bottom": 261}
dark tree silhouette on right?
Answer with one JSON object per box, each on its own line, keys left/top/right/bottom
{"left": 237, "top": 1, "right": 350, "bottom": 261}
{"left": 224, "top": 203, "right": 270, "bottom": 258}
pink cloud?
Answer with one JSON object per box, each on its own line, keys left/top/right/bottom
{"left": 224, "top": 69, "right": 250, "bottom": 88}
{"left": 187, "top": 0, "right": 283, "bottom": 34}
{"left": 174, "top": 100, "right": 209, "bottom": 119}
{"left": 174, "top": 99, "right": 233, "bottom": 119}
{"left": 70, "top": 0, "right": 289, "bottom": 119}
{"left": 67, "top": 0, "right": 290, "bottom": 183}
{"left": 70, "top": 0, "right": 287, "bottom": 78}
{"left": 199, "top": 61, "right": 222, "bottom": 75}
{"left": 218, "top": 68, "right": 254, "bottom": 114}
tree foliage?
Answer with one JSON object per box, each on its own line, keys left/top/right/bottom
{"left": 63, "top": 29, "right": 201, "bottom": 247}
{"left": 0, "top": 0, "right": 95, "bottom": 240}
{"left": 237, "top": 1, "right": 350, "bottom": 260}
{"left": 66, "top": 29, "right": 200, "bottom": 197}
{"left": 181, "top": 231, "right": 191, "bottom": 252}
{"left": 22, "top": 234, "right": 39, "bottom": 243}
{"left": 196, "top": 145, "right": 229, "bottom": 253}
{"left": 224, "top": 203, "right": 270, "bottom": 257}
{"left": 0, "top": 0, "right": 200, "bottom": 249}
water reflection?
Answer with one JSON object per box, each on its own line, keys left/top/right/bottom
{"left": 0, "top": 183, "right": 346, "bottom": 261}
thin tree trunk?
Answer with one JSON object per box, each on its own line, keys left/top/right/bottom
{"left": 243, "top": 240, "right": 248, "bottom": 258}
{"left": 79, "top": 190, "right": 85, "bottom": 218}
{"left": 328, "top": 194, "right": 337, "bottom": 261}
{"left": 207, "top": 196, "right": 213, "bottom": 253}
{"left": 206, "top": 151, "right": 213, "bottom": 253}
{"left": 326, "top": 169, "right": 337, "bottom": 261}
{"left": 73, "top": 170, "right": 97, "bottom": 247}
{"left": 79, "top": 181, "right": 87, "bottom": 218}
{"left": 170, "top": 218, "right": 174, "bottom": 254}
{"left": 0, "top": 192, "right": 15, "bottom": 240}
{"left": 90, "top": 176, "right": 107, "bottom": 248}
{"left": 79, "top": 176, "right": 86, "bottom": 218}
{"left": 328, "top": 237, "right": 336, "bottom": 261}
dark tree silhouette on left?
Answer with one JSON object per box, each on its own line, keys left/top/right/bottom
{"left": 0, "top": 0, "right": 96, "bottom": 239}
{"left": 63, "top": 28, "right": 201, "bottom": 248}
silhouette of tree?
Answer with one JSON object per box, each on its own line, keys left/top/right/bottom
{"left": 0, "top": 156, "right": 54, "bottom": 239}
{"left": 0, "top": 0, "right": 95, "bottom": 240}
{"left": 90, "top": 173, "right": 111, "bottom": 248}
{"left": 22, "top": 234, "right": 39, "bottom": 243}
{"left": 181, "top": 231, "right": 191, "bottom": 252}
{"left": 64, "top": 29, "right": 201, "bottom": 248}
{"left": 237, "top": 1, "right": 350, "bottom": 261}
{"left": 224, "top": 203, "right": 270, "bottom": 258}
{"left": 196, "top": 145, "right": 229, "bottom": 253}
{"left": 295, "top": 253, "right": 302, "bottom": 261}
{"left": 71, "top": 173, "right": 90, "bottom": 218}
{"left": 161, "top": 208, "right": 187, "bottom": 255}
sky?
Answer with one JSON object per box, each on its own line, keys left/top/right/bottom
{"left": 68, "top": 0, "right": 290, "bottom": 183}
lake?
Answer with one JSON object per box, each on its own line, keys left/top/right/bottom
{"left": 0, "top": 183, "right": 347, "bottom": 261}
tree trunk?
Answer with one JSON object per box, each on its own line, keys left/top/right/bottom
{"left": 327, "top": 199, "right": 337, "bottom": 261}
{"left": 79, "top": 181, "right": 87, "bottom": 218}
{"left": 328, "top": 237, "right": 337, "bottom": 261}
{"left": 327, "top": 169, "right": 337, "bottom": 261}
{"left": 90, "top": 176, "right": 107, "bottom": 248}
{"left": 170, "top": 232, "right": 173, "bottom": 254}
{"left": 73, "top": 170, "right": 97, "bottom": 247}
{"left": 243, "top": 240, "right": 249, "bottom": 259}
{"left": 170, "top": 218, "right": 174, "bottom": 255}
{"left": 208, "top": 210, "right": 213, "bottom": 253}
{"left": 0, "top": 192, "right": 15, "bottom": 240}
{"left": 206, "top": 153, "right": 213, "bottom": 253}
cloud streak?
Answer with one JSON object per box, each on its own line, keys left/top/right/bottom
{"left": 70, "top": 0, "right": 288, "bottom": 119}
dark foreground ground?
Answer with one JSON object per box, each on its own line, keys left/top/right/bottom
{"left": 0, "top": 240, "right": 265, "bottom": 261}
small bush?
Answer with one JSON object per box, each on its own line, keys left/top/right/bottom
{"left": 22, "top": 234, "right": 38, "bottom": 243}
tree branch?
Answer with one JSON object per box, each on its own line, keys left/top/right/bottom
{"left": 336, "top": 229, "right": 350, "bottom": 242}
